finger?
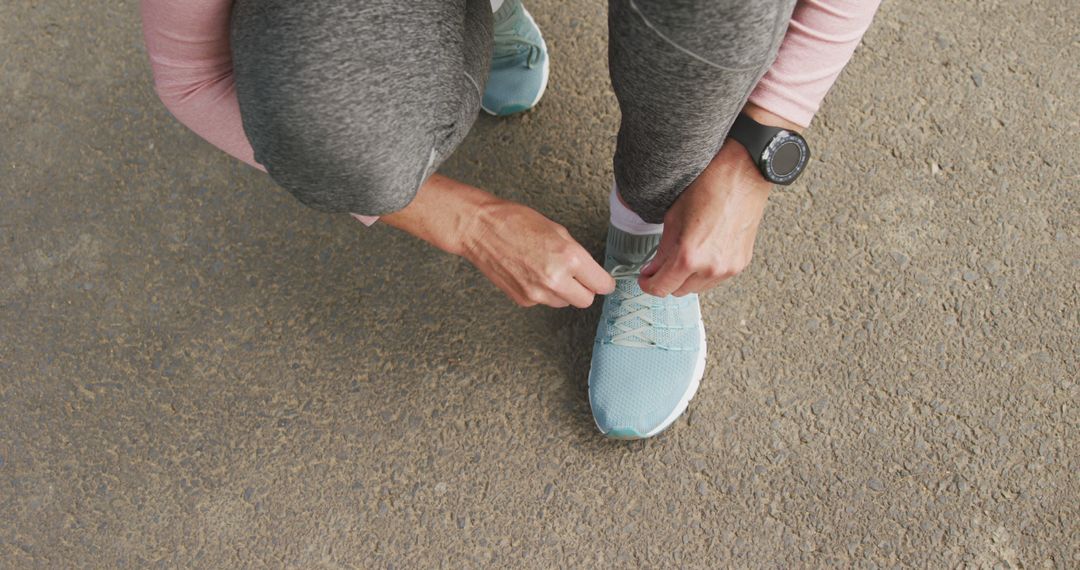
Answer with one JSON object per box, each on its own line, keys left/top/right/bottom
{"left": 640, "top": 258, "right": 691, "bottom": 298}
{"left": 545, "top": 298, "right": 570, "bottom": 309}
{"left": 512, "top": 296, "right": 537, "bottom": 308}
{"left": 508, "top": 289, "right": 538, "bottom": 308}
{"left": 482, "top": 272, "right": 539, "bottom": 308}
{"left": 673, "top": 273, "right": 711, "bottom": 297}
{"left": 559, "top": 277, "right": 598, "bottom": 309}
{"left": 703, "top": 277, "right": 728, "bottom": 292}
{"left": 533, "top": 291, "right": 569, "bottom": 309}
{"left": 522, "top": 291, "right": 574, "bottom": 308}
{"left": 572, "top": 253, "right": 616, "bottom": 294}
{"left": 640, "top": 244, "right": 670, "bottom": 279}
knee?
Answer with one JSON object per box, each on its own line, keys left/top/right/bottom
{"left": 231, "top": 70, "right": 435, "bottom": 217}
{"left": 251, "top": 113, "right": 434, "bottom": 215}
{"left": 622, "top": 0, "right": 792, "bottom": 70}
{"left": 229, "top": 1, "right": 438, "bottom": 216}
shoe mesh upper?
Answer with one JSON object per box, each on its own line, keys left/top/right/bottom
{"left": 483, "top": 3, "right": 548, "bottom": 115}
{"left": 589, "top": 226, "right": 704, "bottom": 436}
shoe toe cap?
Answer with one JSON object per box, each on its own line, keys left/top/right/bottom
{"left": 481, "top": 55, "right": 548, "bottom": 116}
{"left": 588, "top": 343, "right": 699, "bottom": 439}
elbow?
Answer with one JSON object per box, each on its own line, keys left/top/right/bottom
{"left": 148, "top": 67, "right": 189, "bottom": 120}
{"left": 149, "top": 73, "right": 201, "bottom": 134}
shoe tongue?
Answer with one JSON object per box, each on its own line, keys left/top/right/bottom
{"left": 606, "top": 225, "right": 662, "bottom": 269}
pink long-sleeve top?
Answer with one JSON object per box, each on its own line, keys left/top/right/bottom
{"left": 141, "top": 0, "right": 880, "bottom": 223}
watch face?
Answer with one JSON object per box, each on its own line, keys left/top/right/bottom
{"left": 762, "top": 131, "right": 809, "bottom": 185}
{"left": 772, "top": 141, "right": 802, "bottom": 176}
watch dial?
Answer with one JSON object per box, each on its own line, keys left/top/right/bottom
{"left": 773, "top": 141, "right": 802, "bottom": 176}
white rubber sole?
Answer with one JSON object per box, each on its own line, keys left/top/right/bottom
{"left": 480, "top": 7, "right": 550, "bottom": 116}
{"left": 588, "top": 319, "right": 708, "bottom": 440}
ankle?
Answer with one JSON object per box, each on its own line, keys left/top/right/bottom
{"left": 609, "top": 184, "right": 663, "bottom": 235}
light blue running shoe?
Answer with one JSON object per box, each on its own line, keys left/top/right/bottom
{"left": 588, "top": 226, "right": 707, "bottom": 440}
{"left": 482, "top": 0, "right": 549, "bottom": 116}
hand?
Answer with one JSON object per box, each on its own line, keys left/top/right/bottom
{"left": 382, "top": 174, "right": 614, "bottom": 308}
{"left": 638, "top": 104, "right": 804, "bottom": 297}
{"left": 637, "top": 138, "right": 773, "bottom": 297}
{"left": 461, "top": 200, "right": 615, "bottom": 308}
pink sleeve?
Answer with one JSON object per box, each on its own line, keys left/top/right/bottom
{"left": 140, "top": 0, "right": 378, "bottom": 226}
{"left": 748, "top": 0, "right": 882, "bottom": 128}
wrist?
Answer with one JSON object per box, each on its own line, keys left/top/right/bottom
{"left": 724, "top": 103, "right": 810, "bottom": 187}
{"left": 712, "top": 138, "right": 771, "bottom": 193}
{"left": 717, "top": 104, "right": 798, "bottom": 184}
{"left": 382, "top": 174, "right": 495, "bottom": 258}
{"left": 456, "top": 192, "right": 503, "bottom": 260}
{"left": 742, "top": 102, "right": 804, "bottom": 134}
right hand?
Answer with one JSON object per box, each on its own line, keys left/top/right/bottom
{"left": 461, "top": 200, "right": 615, "bottom": 308}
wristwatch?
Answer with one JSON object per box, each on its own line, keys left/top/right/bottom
{"left": 727, "top": 112, "right": 810, "bottom": 185}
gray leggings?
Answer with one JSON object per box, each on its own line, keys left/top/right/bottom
{"left": 230, "top": 0, "right": 795, "bottom": 222}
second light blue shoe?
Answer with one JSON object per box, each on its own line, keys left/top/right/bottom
{"left": 482, "top": 0, "right": 550, "bottom": 116}
{"left": 588, "top": 226, "right": 707, "bottom": 440}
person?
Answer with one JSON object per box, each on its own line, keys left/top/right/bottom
{"left": 142, "top": 0, "right": 880, "bottom": 439}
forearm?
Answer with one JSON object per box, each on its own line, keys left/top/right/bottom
{"left": 748, "top": 0, "right": 882, "bottom": 128}
{"left": 383, "top": 174, "right": 615, "bottom": 309}
{"left": 380, "top": 174, "right": 494, "bottom": 257}
{"left": 742, "top": 102, "right": 804, "bottom": 135}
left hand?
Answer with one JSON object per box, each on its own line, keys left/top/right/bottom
{"left": 638, "top": 140, "right": 772, "bottom": 297}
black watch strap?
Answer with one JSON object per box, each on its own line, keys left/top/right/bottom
{"left": 727, "top": 112, "right": 782, "bottom": 162}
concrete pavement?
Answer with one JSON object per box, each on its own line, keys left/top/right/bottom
{"left": 1, "top": 0, "right": 1077, "bottom": 567}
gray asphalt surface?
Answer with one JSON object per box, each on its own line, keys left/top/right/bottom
{"left": 1, "top": 0, "right": 1077, "bottom": 567}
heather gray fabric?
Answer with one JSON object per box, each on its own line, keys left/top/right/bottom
{"left": 610, "top": 0, "right": 796, "bottom": 222}
{"left": 229, "top": 0, "right": 794, "bottom": 219}
{"left": 230, "top": 0, "right": 493, "bottom": 215}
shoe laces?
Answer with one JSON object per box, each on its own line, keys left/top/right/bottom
{"left": 606, "top": 245, "right": 673, "bottom": 349}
